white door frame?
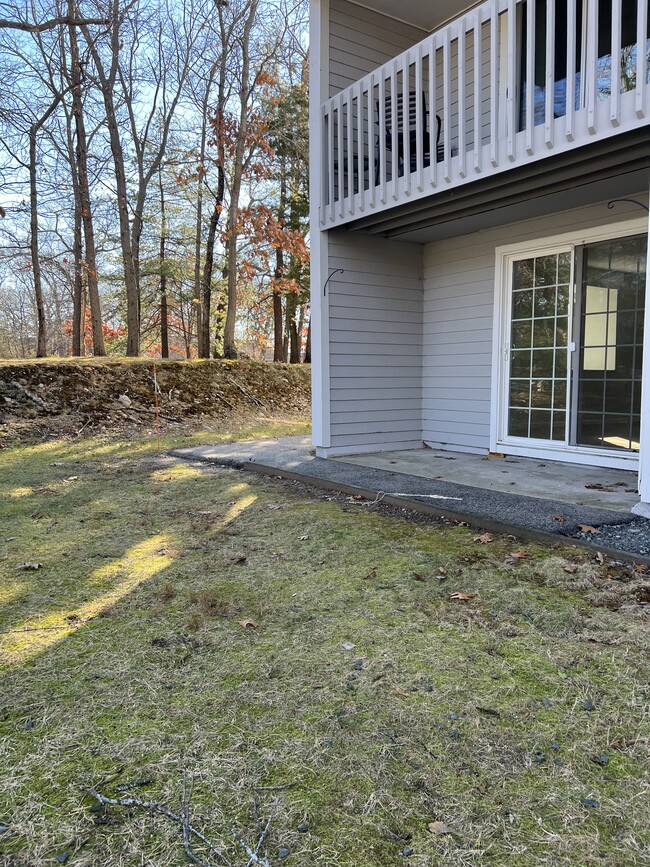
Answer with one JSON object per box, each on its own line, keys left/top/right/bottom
{"left": 491, "top": 216, "right": 648, "bottom": 471}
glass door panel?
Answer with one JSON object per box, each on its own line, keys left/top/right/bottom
{"left": 508, "top": 251, "right": 572, "bottom": 441}
{"left": 575, "top": 236, "right": 647, "bottom": 452}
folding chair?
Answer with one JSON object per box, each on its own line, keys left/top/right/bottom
{"left": 375, "top": 91, "right": 443, "bottom": 185}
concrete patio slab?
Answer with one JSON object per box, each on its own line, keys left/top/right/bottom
{"left": 171, "top": 436, "right": 650, "bottom": 561}
{"left": 338, "top": 448, "right": 639, "bottom": 513}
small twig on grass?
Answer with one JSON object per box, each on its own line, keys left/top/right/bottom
{"left": 232, "top": 795, "right": 277, "bottom": 867}
{"left": 82, "top": 782, "right": 279, "bottom": 867}
{"left": 82, "top": 788, "right": 232, "bottom": 866}
{"left": 181, "top": 772, "right": 213, "bottom": 867}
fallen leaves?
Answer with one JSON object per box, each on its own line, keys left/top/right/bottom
{"left": 362, "top": 568, "right": 377, "bottom": 581}
{"left": 474, "top": 533, "right": 494, "bottom": 544}
{"left": 552, "top": 514, "right": 566, "bottom": 522}
{"left": 450, "top": 592, "right": 476, "bottom": 602}
{"left": 428, "top": 821, "right": 459, "bottom": 836}
{"left": 238, "top": 619, "right": 259, "bottom": 629}
{"left": 505, "top": 549, "right": 532, "bottom": 565}
{"left": 393, "top": 688, "right": 410, "bottom": 697}
{"left": 578, "top": 524, "right": 600, "bottom": 535}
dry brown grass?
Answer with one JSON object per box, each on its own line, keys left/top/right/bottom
{"left": 0, "top": 432, "right": 648, "bottom": 866}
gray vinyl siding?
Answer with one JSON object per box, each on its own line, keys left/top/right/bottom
{"left": 329, "top": 0, "right": 426, "bottom": 97}
{"left": 328, "top": 230, "right": 423, "bottom": 452}
{"left": 422, "top": 198, "right": 645, "bottom": 453}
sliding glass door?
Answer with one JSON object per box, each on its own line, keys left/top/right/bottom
{"left": 575, "top": 236, "right": 646, "bottom": 451}
{"left": 505, "top": 234, "right": 647, "bottom": 455}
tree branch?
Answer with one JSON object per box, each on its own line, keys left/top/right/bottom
{"left": 0, "top": 15, "right": 108, "bottom": 33}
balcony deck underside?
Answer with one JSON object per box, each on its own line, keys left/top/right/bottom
{"left": 338, "top": 128, "right": 650, "bottom": 243}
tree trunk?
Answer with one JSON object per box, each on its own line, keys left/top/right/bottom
{"left": 222, "top": 213, "right": 239, "bottom": 358}
{"left": 273, "top": 242, "right": 285, "bottom": 362}
{"left": 213, "top": 273, "right": 227, "bottom": 356}
{"left": 194, "top": 66, "right": 216, "bottom": 357}
{"left": 222, "top": 0, "right": 259, "bottom": 359}
{"left": 71, "top": 194, "right": 83, "bottom": 356}
{"left": 29, "top": 126, "right": 47, "bottom": 357}
{"left": 286, "top": 291, "right": 300, "bottom": 364}
{"left": 303, "top": 317, "right": 311, "bottom": 363}
{"left": 159, "top": 168, "right": 169, "bottom": 358}
{"left": 80, "top": 276, "right": 87, "bottom": 355}
{"left": 273, "top": 158, "right": 287, "bottom": 362}
{"left": 272, "top": 285, "right": 284, "bottom": 362}
{"left": 28, "top": 93, "right": 65, "bottom": 357}
{"left": 81, "top": 5, "right": 139, "bottom": 355}
{"left": 199, "top": 165, "right": 225, "bottom": 357}
{"left": 60, "top": 43, "right": 83, "bottom": 356}
{"left": 70, "top": 8, "right": 105, "bottom": 355}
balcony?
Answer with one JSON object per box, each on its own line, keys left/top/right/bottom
{"left": 320, "top": 0, "right": 650, "bottom": 230}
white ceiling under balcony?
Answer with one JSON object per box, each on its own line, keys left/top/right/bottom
{"left": 347, "top": 0, "right": 478, "bottom": 32}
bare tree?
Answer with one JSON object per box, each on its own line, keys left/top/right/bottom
{"left": 29, "top": 94, "right": 63, "bottom": 355}
{"left": 66, "top": 1, "right": 105, "bottom": 354}
{"left": 80, "top": 0, "right": 204, "bottom": 356}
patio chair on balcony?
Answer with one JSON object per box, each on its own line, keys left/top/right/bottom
{"left": 375, "top": 91, "right": 443, "bottom": 185}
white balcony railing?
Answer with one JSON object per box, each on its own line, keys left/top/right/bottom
{"left": 321, "top": 0, "right": 649, "bottom": 229}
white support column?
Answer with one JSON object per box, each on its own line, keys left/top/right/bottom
{"left": 309, "top": 0, "right": 331, "bottom": 450}
{"left": 633, "top": 186, "right": 650, "bottom": 515}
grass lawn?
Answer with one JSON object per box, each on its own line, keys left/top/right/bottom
{"left": 1, "top": 421, "right": 648, "bottom": 866}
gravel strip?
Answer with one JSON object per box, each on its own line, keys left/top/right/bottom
{"left": 573, "top": 518, "right": 650, "bottom": 556}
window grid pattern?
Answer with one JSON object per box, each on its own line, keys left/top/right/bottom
{"left": 508, "top": 252, "right": 571, "bottom": 442}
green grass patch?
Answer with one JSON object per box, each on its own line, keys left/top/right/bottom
{"left": 0, "top": 429, "right": 648, "bottom": 866}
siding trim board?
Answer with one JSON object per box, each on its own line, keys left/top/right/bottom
{"left": 309, "top": 0, "right": 331, "bottom": 449}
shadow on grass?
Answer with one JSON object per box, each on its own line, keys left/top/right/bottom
{"left": 0, "top": 438, "right": 258, "bottom": 670}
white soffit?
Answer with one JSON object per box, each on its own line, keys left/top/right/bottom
{"left": 345, "top": 0, "right": 477, "bottom": 32}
